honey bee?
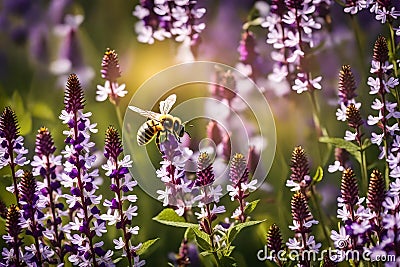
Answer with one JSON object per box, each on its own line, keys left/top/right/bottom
{"left": 128, "top": 94, "right": 185, "bottom": 148}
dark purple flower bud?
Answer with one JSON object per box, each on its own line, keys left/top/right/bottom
{"left": 0, "top": 106, "right": 20, "bottom": 146}
{"left": 291, "top": 193, "right": 313, "bottom": 233}
{"left": 104, "top": 126, "right": 123, "bottom": 160}
{"left": 95, "top": 246, "right": 106, "bottom": 257}
{"left": 64, "top": 73, "right": 85, "bottom": 113}
{"left": 119, "top": 167, "right": 129, "bottom": 175}
{"left": 367, "top": 169, "right": 385, "bottom": 214}
{"left": 341, "top": 168, "right": 359, "bottom": 207}
{"left": 267, "top": 224, "right": 284, "bottom": 257}
{"left": 335, "top": 148, "right": 350, "bottom": 169}
{"left": 290, "top": 146, "right": 310, "bottom": 183}
{"left": 373, "top": 36, "right": 389, "bottom": 63}
{"left": 35, "top": 127, "right": 56, "bottom": 157}
{"left": 196, "top": 152, "right": 215, "bottom": 186}
{"left": 322, "top": 254, "right": 337, "bottom": 267}
{"left": 286, "top": 0, "right": 304, "bottom": 10}
{"left": 229, "top": 153, "right": 249, "bottom": 185}
{"left": 110, "top": 184, "right": 118, "bottom": 192}
{"left": 84, "top": 182, "right": 93, "bottom": 192}
{"left": 111, "top": 198, "right": 119, "bottom": 209}
{"left": 20, "top": 171, "right": 37, "bottom": 205}
{"left": 271, "top": 0, "right": 288, "bottom": 16}
{"left": 101, "top": 48, "right": 121, "bottom": 83}
{"left": 122, "top": 185, "right": 129, "bottom": 193}
{"left": 346, "top": 104, "right": 363, "bottom": 129}
{"left": 338, "top": 65, "right": 357, "bottom": 105}
{"left": 91, "top": 206, "right": 100, "bottom": 215}
{"left": 71, "top": 187, "right": 81, "bottom": 196}
{"left": 69, "top": 168, "right": 78, "bottom": 178}
{"left": 6, "top": 204, "right": 22, "bottom": 244}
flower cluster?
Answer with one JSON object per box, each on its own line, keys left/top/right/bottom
{"left": 100, "top": 126, "right": 144, "bottom": 267}
{"left": 367, "top": 36, "right": 400, "bottom": 178}
{"left": 260, "top": 0, "right": 330, "bottom": 93}
{"left": 330, "top": 169, "right": 372, "bottom": 261}
{"left": 59, "top": 73, "right": 114, "bottom": 266}
{"left": 96, "top": 48, "right": 127, "bottom": 104}
{"left": 156, "top": 133, "right": 194, "bottom": 216}
{"left": 343, "top": 0, "right": 400, "bottom": 24}
{"left": 0, "top": 106, "right": 29, "bottom": 203}
{"left": 227, "top": 153, "right": 257, "bottom": 222}
{"left": 133, "top": 0, "right": 206, "bottom": 47}
{"left": 1, "top": 205, "right": 27, "bottom": 266}
{"left": 32, "top": 127, "right": 67, "bottom": 263}
{"left": 19, "top": 170, "right": 54, "bottom": 265}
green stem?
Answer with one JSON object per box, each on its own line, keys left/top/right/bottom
{"left": 115, "top": 104, "right": 123, "bottom": 130}
{"left": 350, "top": 15, "right": 366, "bottom": 80}
{"left": 359, "top": 148, "right": 368, "bottom": 195}
{"left": 310, "top": 186, "right": 332, "bottom": 247}
{"left": 308, "top": 90, "right": 331, "bottom": 165}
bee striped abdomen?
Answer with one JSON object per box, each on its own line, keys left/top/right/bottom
{"left": 137, "top": 120, "right": 163, "bottom": 146}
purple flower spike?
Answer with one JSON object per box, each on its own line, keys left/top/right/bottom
{"left": 101, "top": 126, "right": 142, "bottom": 267}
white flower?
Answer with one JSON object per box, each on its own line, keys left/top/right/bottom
{"left": 96, "top": 81, "right": 127, "bottom": 102}
{"left": 344, "top": 130, "right": 357, "bottom": 141}
{"left": 328, "top": 161, "right": 344, "bottom": 173}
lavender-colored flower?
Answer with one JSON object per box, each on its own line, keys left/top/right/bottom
{"left": 1, "top": 205, "right": 25, "bottom": 266}
{"left": 0, "top": 106, "right": 29, "bottom": 203}
{"left": 50, "top": 15, "right": 94, "bottom": 87}
{"left": 96, "top": 48, "right": 127, "bottom": 104}
{"left": 59, "top": 73, "right": 113, "bottom": 266}
{"left": 20, "top": 170, "right": 55, "bottom": 266}
{"left": 156, "top": 133, "right": 193, "bottom": 215}
{"left": 367, "top": 36, "right": 400, "bottom": 175}
{"left": 169, "top": 239, "right": 199, "bottom": 267}
{"left": 226, "top": 153, "right": 257, "bottom": 222}
{"left": 287, "top": 192, "right": 320, "bottom": 265}
{"left": 133, "top": 0, "right": 206, "bottom": 47}
{"left": 32, "top": 127, "right": 66, "bottom": 264}
{"left": 100, "top": 126, "right": 143, "bottom": 267}
{"left": 260, "top": 0, "right": 329, "bottom": 93}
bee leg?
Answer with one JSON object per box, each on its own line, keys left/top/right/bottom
{"left": 156, "top": 131, "right": 162, "bottom": 154}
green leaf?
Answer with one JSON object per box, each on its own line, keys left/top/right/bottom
{"left": 153, "top": 208, "right": 198, "bottom": 228}
{"left": 244, "top": 199, "right": 260, "bottom": 215}
{"left": 227, "top": 220, "right": 265, "bottom": 244}
{"left": 9, "top": 91, "right": 24, "bottom": 115}
{"left": 362, "top": 138, "right": 372, "bottom": 150}
{"left": 312, "top": 166, "right": 324, "bottom": 183}
{"left": 31, "top": 102, "right": 55, "bottom": 120}
{"left": 136, "top": 238, "right": 159, "bottom": 256}
{"left": 219, "top": 255, "right": 237, "bottom": 267}
{"left": 193, "top": 230, "right": 211, "bottom": 251}
{"left": 113, "top": 257, "right": 123, "bottom": 264}
{"left": 19, "top": 112, "right": 32, "bottom": 136}
{"left": 319, "top": 137, "right": 361, "bottom": 163}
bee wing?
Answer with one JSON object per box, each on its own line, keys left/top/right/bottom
{"left": 128, "top": 105, "right": 161, "bottom": 121}
{"left": 159, "top": 94, "right": 176, "bottom": 114}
